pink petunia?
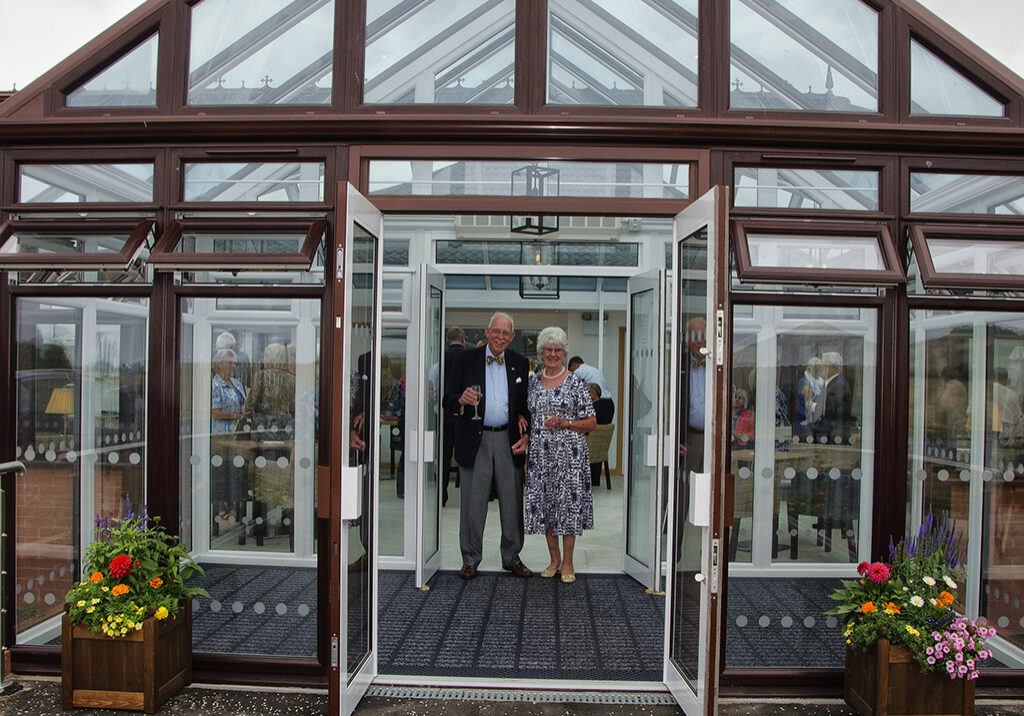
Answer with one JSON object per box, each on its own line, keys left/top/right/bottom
{"left": 856, "top": 561, "right": 869, "bottom": 576}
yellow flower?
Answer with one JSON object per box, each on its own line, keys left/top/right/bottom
{"left": 89, "top": 572, "right": 104, "bottom": 583}
{"left": 86, "top": 607, "right": 94, "bottom": 614}
{"left": 884, "top": 602, "right": 901, "bottom": 615}
{"left": 76, "top": 600, "right": 86, "bottom": 607}
{"left": 101, "top": 586, "right": 109, "bottom": 592}
{"left": 91, "top": 598, "right": 100, "bottom": 605}
{"left": 154, "top": 606, "right": 169, "bottom": 620}
{"left": 905, "top": 625, "right": 920, "bottom": 637}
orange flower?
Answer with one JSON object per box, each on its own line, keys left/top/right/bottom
{"left": 149, "top": 577, "right": 163, "bottom": 589}
{"left": 939, "top": 591, "right": 955, "bottom": 606}
{"left": 884, "top": 602, "right": 901, "bottom": 615}
{"left": 111, "top": 584, "right": 130, "bottom": 596}
{"left": 89, "top": 572, "right": 104, "bottom": 583}
{"left": 861, "top": 602, "right": 876, "bottom": 613}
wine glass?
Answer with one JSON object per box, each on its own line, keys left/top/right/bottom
{"left": 470, "top": 384, "right": 483, "bottom": 420}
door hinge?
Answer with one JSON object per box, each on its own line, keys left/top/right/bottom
{"left": 331, "top": 635, "right": 339, "bottom": 667}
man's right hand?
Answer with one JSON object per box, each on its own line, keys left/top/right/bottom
{"left": 459, "top": 386, "right": 480, "bottom": 406}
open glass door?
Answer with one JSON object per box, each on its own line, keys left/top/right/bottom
{"left": 331, "top": 184, "right": 382, "bottom": 715}
{"left": 623, "top": 268, "right": 666, "bottom": 590}
{"left": 664, "top": 187, "right": 729, "bottom": 714}
{"left": 414, "top": 265, "right": 444, "bottom": 587}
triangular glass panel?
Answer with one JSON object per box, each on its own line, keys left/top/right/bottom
{"left": 729, "top": 0, "right": 878, "bottom": 113}
{"left": 910, "top": 39, "right": 1004, "bottom": 117}
{"left": 188, "top": 0, "right": 334, "bottom": 106}
{"left": 66, "top": 34, "right": 158, "bottom": 107}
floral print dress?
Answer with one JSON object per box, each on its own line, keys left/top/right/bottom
{"left": 524, "top": 371, "right": 596, "bottom": 535}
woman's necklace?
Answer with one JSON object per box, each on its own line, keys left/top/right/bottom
{"left": 542, "top": 365, "right": 566, "bottom": 379}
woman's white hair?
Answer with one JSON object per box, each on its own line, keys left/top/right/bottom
{"left": 536, "top": 326, "right": 568, "bottom": 353}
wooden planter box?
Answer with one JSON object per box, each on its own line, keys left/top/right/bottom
{"left": 61, "top": 602, "right": 191, "bottom": 713}
{"left": 844, "top": 638, "right": 975, "bottom": 716}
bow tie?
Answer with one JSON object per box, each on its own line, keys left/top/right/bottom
{"left": 487, "top": 355, "right": 504, "bottom": 365}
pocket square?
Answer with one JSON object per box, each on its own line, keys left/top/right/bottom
{"left": 515, "top": 377, "right": 522, "bottom": 383}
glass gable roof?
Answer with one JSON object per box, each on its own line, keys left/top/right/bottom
{"left": 729, "top": 0, "right": 878, "bottom": 113}
{"left": 187, "top": 0, "right": 335, "bottom": 105}
{"left": 67, "top": 34, "right": 158, "bottom": 108}
{"left": 910, "top": 39, "right": 1005, "bottom": 117}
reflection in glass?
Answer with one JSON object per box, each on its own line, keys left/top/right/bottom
{"left": 19, "top": 164, "right": 155, "bottom": 204}
{"left": 365, "top": 0, "right": 515, "bottom": 104}
{"left": 15, "top": 298, "right": 148, "bottom": 645}
{"left": 67, "top": 34, "right": 159, "bottom": 107}
{"left": 926, "top": 239, "right": 1024, "bottom": 277}
{"left": 378, "top": 328, "right": 407, "bottom": 557}
{"left": 179, "top": 298, "right": 320, "bottom": 657}
{"left": 188, "top": 0, "right": 334, "bottom": 105}
{"left": 734, "top": 167, "right": 879, "bottom": 211}
{"left": 730, "top": 0, "right": 878, "bottom": 112}
{"left": 910, "top": 173, "right": 1024, "bottom": 215}
{"left": 435, "top": 240, "right": 639, "bottom": 267}
{"left": 548, "top": 0, "right": 698, "bottom": 107}
{"left": 183, "top": 162, "right": 325, "bottom": 203}
{"left": 909, "top": 311, "right": 1024, "bottom": 661}
{"left": 346, "top": 225, "right": 377, "bottom": 679}
{"left": 910, "top": 40, "right": 1004, "bottom": 117}
{"left": 369, "top": 159, "right": 689, "bottom": 199}
{"left": 422, "top": 287, "right": 444, "bottom": 564}
{"left": 1, "top": 228, "right": 141, "bottom": 257}
{"left": 745, "top": 233, "right": 885, "bottom": 271}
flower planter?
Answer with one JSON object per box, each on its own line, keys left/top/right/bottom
{"left": 844, "top": 638, "right": 975, "bottom": 716}
{"left": 61, "top": 601, "right": 191, "bottom": 713}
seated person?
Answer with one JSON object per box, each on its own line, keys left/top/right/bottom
{"left": 588, "top": 383, "right": 615, "bottom": 425}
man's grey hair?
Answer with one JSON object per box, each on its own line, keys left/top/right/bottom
{"left": 822, "top": 351, "right": 843, "bottom": 371}
{"left": 588, "top": 383, "right": 602, "bottom": 398}
{"left": 536, "top": 326, "right": 567, "bottom": 352}
{"left": 488, "top": 311, "right": 515, "bottom": 331}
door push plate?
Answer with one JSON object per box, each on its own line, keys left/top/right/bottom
{"left": 710, "top": 538, "right": 720, "bottom": 594}
{"left": 715, "top": 309, "right": 725, "bottom": 366}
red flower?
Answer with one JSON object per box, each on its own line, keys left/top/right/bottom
{"left": 866, "top": 562, "right": 890, "bottom": 584}
{"left": 109, "top": 554, "right": 133, "bottom": 578}
{"left": 856, "top": 561, "right": 869, "bottom": 576}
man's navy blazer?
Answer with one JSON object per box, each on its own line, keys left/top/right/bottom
{"left": 443, "top": 346, "right": 530, "bottom": 469}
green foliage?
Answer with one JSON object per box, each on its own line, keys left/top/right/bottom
{"left": 65, "top": 497, "right": 207, "bottom": 637}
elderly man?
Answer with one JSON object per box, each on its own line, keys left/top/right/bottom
{"left": 443, "top": 312, "right": 532, "bottom": 579}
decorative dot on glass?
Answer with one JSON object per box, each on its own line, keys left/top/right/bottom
{"left": 45, "top": 593, "right": 56, "bottom": 605}
{"left": 299, "top": 457, "right": 311, "bottom": 469}
{"left": 211, "top": 455, "right": 223, "bottom": 467}
{"left": 761, "top": 467, "right": 773, "bottom": 479}
{"left": 783, "top": 467, "right": 796, "bottom": 480}
{"left": 255, "top": 456, "right": 268, "bottom": 469}
{"left": 232, "top": 601, "right": 244, "bottom": 613}
{"left": 190, "top": 455, "right": 201, "bottom": 466}
{"left": 210, "top": 600, "right": 222, "bottom": 612}
{"left": 129, "top": 452, "right": 141, "bottom": 465}
{"left": 758, "top": 616, "right": 771, "bottom": 628}
{"left": 826, "top": 617, "right": 838, "bottom": 628}
{"left": 298, "top": 604, "right": 310, "bottom": 617}
{"left": 254, "top": 602, "right": 266, "bottom": 615}
{"left": 738, "top": 466, "right": 751, "bottom": 479}
{"left": 45, "top": 450, "right": 56, "bottom": 462}
{"left": 108, "top": 452, "right": 119, "bottom": 464}
{"left": 781, "top": 616, "right": 793, "bottom": 628}
{"left": 937, "top": 469, "right": 949, "bottom": 482}
{"left": 806, "top": 468, "right": 818, "bottom": 480}
{"left": 959, "top": 470, "right": 970, "bottom": 482}
{"left": 735, "top": 615, "right": 747, "bottom": 627}
{"left": 24, "top": 592, "right": 35, "bottom": 604}
{"left": 277, "top": 456, "right": 289, "bottom": 469}
{"left": 804, "top": 616, "right": 815, "bottom": 628}
{"left": 276, "top": 603, "right": 288, "bottom": 615}
{"left": 829, "top": 468, "right": 841, "bottom": 480}
{"left": 998, "top": 616, "right": 1010, "bottom": 628}
{"left": 233, "top": 455, "right": 245, "bottom": 468}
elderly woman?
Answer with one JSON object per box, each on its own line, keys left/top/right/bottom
{"left": 211, "top": 348, "right": 248, "bottom": 535}
{"left": 523, "top": 326, "right": 597, "bottom": 583}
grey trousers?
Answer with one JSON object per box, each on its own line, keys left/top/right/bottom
{"left": 459, "top": 429, "right": 524, "bottom": 568}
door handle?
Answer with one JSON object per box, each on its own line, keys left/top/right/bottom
{"left": 694, "top": 573, "right": 706, "bottom": 583}
{"left": 423, "top": 430, "right": 435, "bottom": 463}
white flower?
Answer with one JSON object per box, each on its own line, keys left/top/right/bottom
{"left": 943, "top": 575, "right": 957, "bottom": 589}
{"left": 923, "top": 576, "right": 936, "bottom": 586}
{"left": 911, "top": 595, "right": 925, "bottom": 607}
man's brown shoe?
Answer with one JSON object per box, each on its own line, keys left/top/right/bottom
{"left": 458, "top": 564, "right": 478, "bottom": 580}
{"left": 503, "top": 560, "right": 533, "bottom": 578}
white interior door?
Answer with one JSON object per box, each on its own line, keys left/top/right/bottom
{"left": 623, "top": 268, "right": 666, "bottom": 590}
{"left": 414, "top": 265, "right": 444, "bottom": 587}
{"left": 663, "top": 186, "right": 729, "bottom": 715}
{"left": 333, "top": 184, "right": 382, "bottom": 715}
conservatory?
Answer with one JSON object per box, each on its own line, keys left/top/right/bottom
{"left": 1, "top": 1, "right": 1023, "bottom": 714}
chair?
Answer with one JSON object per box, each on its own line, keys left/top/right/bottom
{"left": 586, "top": 423, "right": 615, "bottom": 489}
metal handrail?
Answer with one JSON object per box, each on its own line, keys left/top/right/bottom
{"left": 1, "top": 460, "right": 27, "bottom": 695}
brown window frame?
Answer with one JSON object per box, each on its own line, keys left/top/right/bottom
{"left": 731, "top": 219, "right": 904, "bottom": 287}
{"left": 0, "top": 219, "right": 154, "bottom": 271}
{"left": 908, "top": 223, "right": 1024, "bottom": 292}
{"left": 149, "top": 218, "right": 327, "bottom": 271}
{"left": 902, "top": 156, "right": 1024, "bottom": 222}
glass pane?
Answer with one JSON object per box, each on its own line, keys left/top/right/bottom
{"left": 926, "top": 238, "right": 1024, "bottom": 277}
{"left": 15, "top": 297, "right": 148, "bottom": 645}
{"left": 379, "top": 328, "right": 407, "bottom": 557}
{"left": 910, "top": 173, "right": 1024, "bottom": 215}
{"left": 179, "top": 300, "right": 321, "bottom": 657}
{"left": 726, "top": 305, "right": 876, "bottom": 669}
{"left": 1, "top": 228, "right": 139, "bottom": 256}
{"left": 346, "top": 224, "right": 377, "bottom": 679}
{"left": 625, "top": 285, "right": 657, "bottom": 566}
{"left": 369, "top": 159, "right": 689, "bottom": 199}
{"left": 435, "top": 240, "right": 639, "bottom": 266}
{"left": 547, "top": 0, "right": 698, "bottom": 107}
{"left": 910, "top": 40, "right": 1004, "bottom": 117}
{"left": 188, "top": 0, "right": 334, "bottom": 105}
{"left": 422, "top": 286, "right": 443, "bottom": 562}
{"left": 365, "top": 0, "right": 514, "bottom": 104}
{"left": 183, "top": 162, "right": 325, "bottom": 202}
{"left": 67, "top": 34, "right": 158, "bottom": 107}
{"left": 730, "top": 0, "right": 878, "bottom": 112}
{"left": 744, "top": 233, "right": 885, "bottom": 271}
{"left": 734, "top": 167, "right": 879, "bottom": 211}
{"left": 907, "top": 311, "right": 1024, "bottom": 666}
{"left": 174, "top": 228, "right": 312, "bottom": 255}
{"left": 19, "top": 164, "right": 155, "bottom": 203}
